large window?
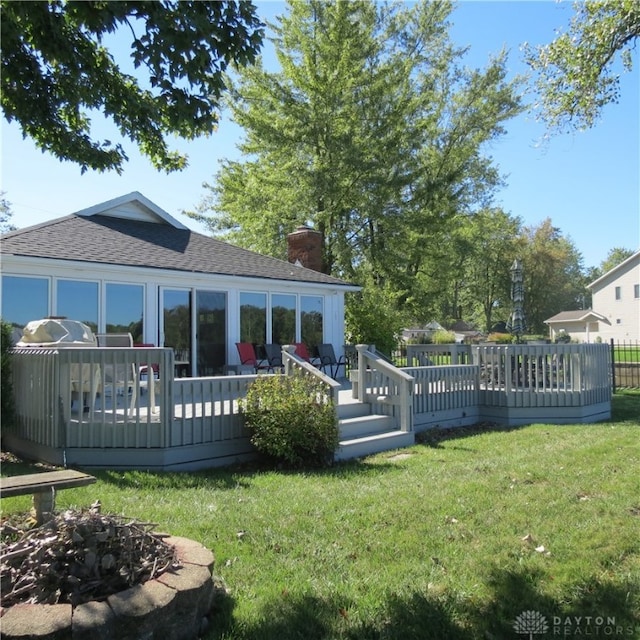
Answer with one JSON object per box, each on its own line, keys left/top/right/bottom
{"left": 301, "top": 295, "right": 323, "bottom": 349}
{"left": 1, "top": 275, "right": 49, "bottom": 337}
{"left": 57, "top": 280, "right": 98, "bottom": 332}
{"left": 272, "top": 294, "right": 296, "bottom": 345}
{"left": 240, "top": 292, "right": 266, "bottom": 345}
{"left": 106, "top": 283, "right": 144, "bottom": 342}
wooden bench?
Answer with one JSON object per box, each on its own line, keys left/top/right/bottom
{"left": 0, "top": 469, "right": 96, "bottom": 524}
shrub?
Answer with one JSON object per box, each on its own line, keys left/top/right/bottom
{"left": 432, "top": 329, "right": 456, "bottom": 344}
{"left": 1, "top": 319, "right": 15, "bottom": 427}
{"left": 486, "top": 332, "right": 514, "bottom": 344}
{"left": 240, "top": 372, "right": 339, "bottom": 469}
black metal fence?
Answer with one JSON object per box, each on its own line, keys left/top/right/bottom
{"left": 610, "top": 339, "right": 640, "bottom": 391}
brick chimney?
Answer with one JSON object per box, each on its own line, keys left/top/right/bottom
{"left": 287, "top": 225, "right": 323, "bottom": 272}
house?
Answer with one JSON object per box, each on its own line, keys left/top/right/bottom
{"left": 544, "top": 309, "right": 610, "bottom": 343}
{"left": 401, "top": 320, "right": 444, "bottom": 343}
{"left": 544, "top": 250, "right": 639, "bottom": 343}
{"left": 448, "top": 319, "right": 482, "bottom": 344}
{"left": 0, "top": 192, "right": 359, "bottom": 374}
{"left": 587, "top": 249, "right": 640, "bottom": 342}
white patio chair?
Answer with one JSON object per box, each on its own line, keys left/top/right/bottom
{"left": 96, "top": 333, "right": 138, "bottom": 414}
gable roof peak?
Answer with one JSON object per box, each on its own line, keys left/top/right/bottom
{"left": 587, "top": 249, "right": 640, "bottom": 289}
{"left": 73, "top": 192, "right": 188, "bottom": 230}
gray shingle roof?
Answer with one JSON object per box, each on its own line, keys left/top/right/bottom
{"left": 544, "top": 309, "right": 607, "bottom": 323}
{"left": 1, "top": 214, "right": 355, "bottom": 288}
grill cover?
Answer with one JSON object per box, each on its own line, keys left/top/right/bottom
{"left": 17, "top": 318, "right": 97, "bottom": 348}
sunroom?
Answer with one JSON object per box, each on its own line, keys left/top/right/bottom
{"left": 0, "top": 192, "right": 359, "bottom": 374}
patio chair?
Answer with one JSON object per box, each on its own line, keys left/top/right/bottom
{"left": 134, "top": 343, "right": 159, "bottom": 384}
{"left": 236, "top": 342, "right": 272, "bottom": 373}
{"left": 316, "top": 344, "right": 347, "bottom": 379}
{"left": 96, "top": 333, "right": 138, "bottom": 412}
{"left": 293, "top": 342, "right": 322, "bottom": 367}
{"left": 134, "top": 342, "right": 160, "bottom": 413}
{"left": 263, "top": 344, "right": 285, "bottom": 372}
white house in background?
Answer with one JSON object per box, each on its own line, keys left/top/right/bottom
{"left": 588, "top": 249, "right": 640, "bottom": 341}
{"left": 544, "top": 249, "right": 640, "bottom": 343}
{"left": 0, "top": 192, "right": 359, "bottom": 375}
{"left": 544, "top": 309, "right": 610, "bottom": 343}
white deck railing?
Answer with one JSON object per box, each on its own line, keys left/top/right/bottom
{"left": 171, "top": 374, "right": 254, "bottom": 446}
{"left": 282, "top": 345, "right": 341, "bottom": 404}
{"left": 355, "top": 344, "right": 414, "bottom": 433}
{"left": 10, "top": 346, "right": 173, "bottom": 449}
{"left": 406, "top": 364, "right": 478, "bottom": 417}
{"left": 7, "top": 342, "right": 612, "bottom": 469}
{"left": 473, "top": 343, "right": 611, "bottom": 407}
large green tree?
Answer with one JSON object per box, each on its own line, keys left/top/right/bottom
{"left": 190, "top": 0, "right": 523, "bottom": 342}
{"left": 455, "top": 208, "right": 524, "bottom": 333}
{"left": 525, "top": 0, "right": 639, "bottom": 132}
{"left": 0, "top": 0, "right": 264, "bottom": 173}
{"left": 519, "top": 219, "right": 586, "bottom": 334}
{"left": 597, "top": 247, "right": 636, "bottom": 275}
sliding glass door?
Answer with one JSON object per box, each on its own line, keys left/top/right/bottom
{"left": 196, "top": 291, "right": 226, "bottom": 376}
{"left": 162, "top": 289, "right": 191, "bottom": 376}
{"left": 161, "top": 288, "right": 227, "bottom": 377}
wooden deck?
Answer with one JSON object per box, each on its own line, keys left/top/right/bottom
{"left": 5, "top": 343, "right": 612, "bottom": 471}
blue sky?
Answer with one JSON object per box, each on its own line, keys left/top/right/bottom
{"left": 1, "top": 0, "right": 638, "bottom": 271}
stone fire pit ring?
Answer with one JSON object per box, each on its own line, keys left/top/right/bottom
{"left": 0, "top": 536, "right": 219, "bottom": 640}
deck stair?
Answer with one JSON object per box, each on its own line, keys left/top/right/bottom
{"left": 335, "top": 393, "right": 414, "bottom": 461}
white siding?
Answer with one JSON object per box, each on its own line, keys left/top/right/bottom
{"left": 591, "top": 252, "right": 640, "bottom": 341}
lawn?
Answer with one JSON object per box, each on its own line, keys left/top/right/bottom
{"left": 2, "top": 391, "right": 639, "bottom": 639}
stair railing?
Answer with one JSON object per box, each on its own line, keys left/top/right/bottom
{"left": 281, "top": 345, "right": 341, "bottom": 405}
{"left": 355, "top": 344, "right": 414, "bottom": 433}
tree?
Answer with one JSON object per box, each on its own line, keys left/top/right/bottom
{"left": 190, "top": 0, "right": 523, "bottom": 340}
{"left": 0, "top": 192, "right": 16, "bottom": 233}
{"left": 598, "top": 246, "right": 636, "bottom": 274}
{"left": 0, "top": 0, "right": 264, "bottom": 173}
{"left": 455, "top": 208, "right": 524, "bottom": 333}
{"left": 524, "top": 0, "right": 640, "bottom": 133}
{"left": 519, "top": 219, "right": 586, "bottom": 333}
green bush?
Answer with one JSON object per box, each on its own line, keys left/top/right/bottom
{"left": 486, "top": 332, "right": 514, "bottom": 344}
{"left": 1, "top": 319, "right": 15, "bottom": 427}
{"left": 240, "top": 372, "right": 339, "bottom": 469}
{"left": 432, "top": 329, "right": 456, "bottom": 344}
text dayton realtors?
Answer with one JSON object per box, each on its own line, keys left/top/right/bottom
{"left": 552, "top": 615, "right": 635, "bottom": 636}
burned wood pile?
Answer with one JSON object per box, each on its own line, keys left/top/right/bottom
{"left": 0, "top": 502, "right": 179, "bottom": 608}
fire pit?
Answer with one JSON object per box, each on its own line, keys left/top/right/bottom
{"left": 0, "top": 506, "right": 221, "bottom": 640}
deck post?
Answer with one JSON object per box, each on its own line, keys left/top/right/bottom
{"left": 355, "top": 345, "right": 370, "bottom": 403}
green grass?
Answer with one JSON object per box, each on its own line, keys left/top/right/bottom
{"left": 2, "top": 391, "right": 639, "bottom": 639}
{"left": 614, "top": 346, "right": 640, "bottom": 363}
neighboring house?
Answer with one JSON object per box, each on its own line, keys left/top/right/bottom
{"left": 0, "top": 192, "right": 359, "bottom": 375}
{"left": 544, "top": 249, "right": 640, "bottom": 342}
{"left": 401, "top": 320, "right": 444, "bottom": 342}
{"left": 448, "top": 319, "right": 483, "bottom": 344}
{"left": 588, "top": 250, "right": 640, "bottom": 341}
{"left": 544, "top": 309, "right": 610, "bottom": 343}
